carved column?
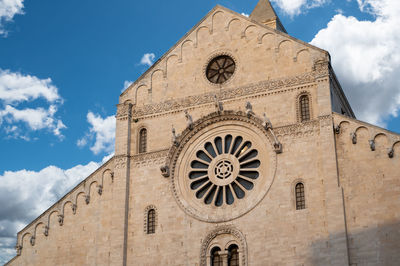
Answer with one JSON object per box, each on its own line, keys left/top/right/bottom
{"left": 220, "top": 251, "right": 229, "bottom": 266}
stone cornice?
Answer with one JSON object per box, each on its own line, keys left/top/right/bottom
{"left": 132, "top": 71, "right": 320, "bottom": 118}
{"left": 132, "top": 149, "right": 169, "bottom": 167}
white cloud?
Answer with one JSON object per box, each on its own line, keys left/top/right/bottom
{"left": 241, "top": 13, "right": 249, "bottom": 17}
{"left": 0, "top": 69, "right": 65, "bottom": 138}
{"left": 311, "top": 0, "right": 400, "bottom": 125}
{"left": 271, "top": 0, "right": 328, "bottom": 16}
{"left": 140, "top": 53, "right": 155, "bottom": 67}
{"left": 0, "top": 69, "right": 60, "bottom": 104}
{"left": 0, "top": 0, "right": 24, "bottom": 36}
{"left": 77, "top": 112, "right": 115, "bottom": 155}
{"left": 0, "top": 154, "right": 111, "bottom": 264}
{"left": 122, "top": 80, "right": 133, "bottom": 92}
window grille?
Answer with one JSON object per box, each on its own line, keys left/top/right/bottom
{"left": 211, "top": 247, "right": 222, "bottom": 266}
{"left": 228, "top": 245, "right": 239, "bottom": 266}
{"left": 147, "top": 209, "right": 155, "bottom": 234}
{"left": 139, "top": 128, "right": 147, "bottom": 153}
{"left": 300, "top": 95, "right": 310, "bottom": 122}
{"left": 295, "top": 183, "right": 305, "bottom": 210}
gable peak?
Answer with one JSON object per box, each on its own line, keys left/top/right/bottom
{"left": 250, "top": 0, "right": 287, "bottom": 33}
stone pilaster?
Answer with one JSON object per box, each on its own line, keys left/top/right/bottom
{"left": 112, "top": 103, "right": 132, "bottom": 266}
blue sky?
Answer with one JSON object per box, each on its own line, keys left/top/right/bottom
{"left": 1, "top": 0, "right": 400, "bottom": 263}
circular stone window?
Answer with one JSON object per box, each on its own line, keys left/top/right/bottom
{"left": 189, "top": 135, "right": 260, "bottom": 207}
{"left": 171, "top": 116, "right": 277, "bottom": 223}
{"left": 206, "top": 55, "right": 236, "bottom": 84}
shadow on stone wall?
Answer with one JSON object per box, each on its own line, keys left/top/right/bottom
{"left": 310, "top": 220, "right": 400, "bottom": 265}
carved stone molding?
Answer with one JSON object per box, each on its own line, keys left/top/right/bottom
{"left": 116, "top": 103, "right": 133, "bottom": 120}
{"left": 200, "top": 226, "right": 247, "bottom": 266}
{"left": 132, "top": 72, "right": 318, "bottom": 118}
{"left": 114, "top": 155, "right": 129, "bottom": 169}
{"left": 166, "top": 110, "right": 278, "bottom": 223}
{"left": 275, "top": 119, "right": 321, "bottom": 139}
{"left": 313, "top": 60, "right": 330, "bottom": 79}
{"left": 132, "top": 149, "right": 169, "bottom": 168}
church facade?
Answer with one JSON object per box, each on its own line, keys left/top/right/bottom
{"left": 7, "top": 1, "right": 400, "bottom": 265}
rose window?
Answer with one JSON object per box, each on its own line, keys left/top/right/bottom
{"left": 206, "top": 55, "right": 236, "bottom": 84}
{"left": 188, "top": 135, "right": 260, "bottom": 207}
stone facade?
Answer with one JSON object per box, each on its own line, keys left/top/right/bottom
{"left": 6, "top": 1, "right": 400, "bottom": 265}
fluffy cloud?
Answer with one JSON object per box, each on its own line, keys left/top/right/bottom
{"left": 0, "top": 0, "right": 24, "bottom": 36}
{"left": 122, "top": 80, "right": 133, "bottom": 92}
{"left": 140, "top": 53, "right": 155, "bottom": 67}
{"left": 77, "top": 112, "right": 116, "bottom": 155}
{"left": 0, "top": 69, "right": 66, "bottom": 138}
{"left": 0, "top": 155, "right": 112, "bottom": 264}
{"left": 0, "top": 69, "right": 60, "bottom": 104}
{"left": 311, "top": 0, "right": 400, "bottom": 125}
{"left": 271, "top": 0, "right": 328, "bottom": 16}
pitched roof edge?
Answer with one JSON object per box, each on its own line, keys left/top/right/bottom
{"left": 120, "top": 4, "right": 330, "bottom": 98}
{"left": 16, "top": 156, "right": 115, "bottom": 237}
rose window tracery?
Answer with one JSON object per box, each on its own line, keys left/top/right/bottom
{"left": 206, "top": 55, "right": 236, "bottom": 84}
{"left": 171, "top": 114, "right": 277, "bottom": 222}
{"left": 189, "top": 135, "right": 260, "bottom": 206}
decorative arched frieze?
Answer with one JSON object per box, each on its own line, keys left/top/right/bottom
{"left": 333, "top": 114, "right": 400, "bottom": 159}
{"left": 294, "top": 48, "right": 310, "bottom": 62}
{"left": 150, "top": 69, "right": 166, "bottom": 94}
{"left": 226, "top": 18, "right": 240, "bottom": 32}
{"left": 165, "top": 54, "right": 179, "bottom": 78}
{"left": 14, "top": 157, "right": 115, "bottom": 253}
{"left": 277, "top": 39, "right": 292, "bottom": 53}
{"left": 179, "top": 40, "right": 194, "bottom": 62}
{"left": 200, "top": 226, "right": 247, "bottom": 266}
{"left": 134, "top": 84, "right": 150, "bottom": 106}
{"left": 242, "top": 24, "right": 257, "bottom": 39}
{"left": 258, "top": 32, "right": 274, "bottom": 44}
{"left": 196, "top": 26, "right": 211, "bottom": 47}
{"left": 211, "top": 10, "right": 225, "bottom": 34}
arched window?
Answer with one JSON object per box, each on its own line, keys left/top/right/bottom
{"left": 139, "top": 128, "right": 147, "bottom": 153}
{"left": 211, "top": 247, "right": 222, "bottom": 266}
{"left": 228, "top": 244, "right": 239, "bottom": 266}
{"left": 147, "top": 209, "right": 155, "bottom": 234}
{"left": 295, "top": 182, "right": 305, "bottom": 210}
{"left": 299, "top": 95, "right": 310, "bottom": 122}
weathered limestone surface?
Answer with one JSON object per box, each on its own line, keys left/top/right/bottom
{"left": 334, "top": 114, "right": 400, "bottom": 266}
{"left": 7, "top": 2, "right": 399, "bottom": 266}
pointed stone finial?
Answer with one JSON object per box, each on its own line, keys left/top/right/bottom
{"left": 250, "top": 0, "right": 287, "bottom": 33}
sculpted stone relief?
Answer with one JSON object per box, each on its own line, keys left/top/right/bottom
{"left": 131, "top": 72, "right": 319, "bottom": 118}
{"left": 164, "top": 111, "right": 278, "bottom": 223}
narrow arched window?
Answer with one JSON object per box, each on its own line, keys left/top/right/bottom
{"left": 295, "top": 183, "right": 305, "bottom": 210}
{"left": 228, "top": 244, "right": 239, "bottom": 266}
{"left": 139, "top": 128, "right": 147, "bottom": 153}
{"left": 211, "top": 247, "right": 222, "bottom": 266}
{"left": 147, "top": 209, "right": 155, "bottom": 234}
{"left": 299, "top": 95, "right": 310, "bottom": 122}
